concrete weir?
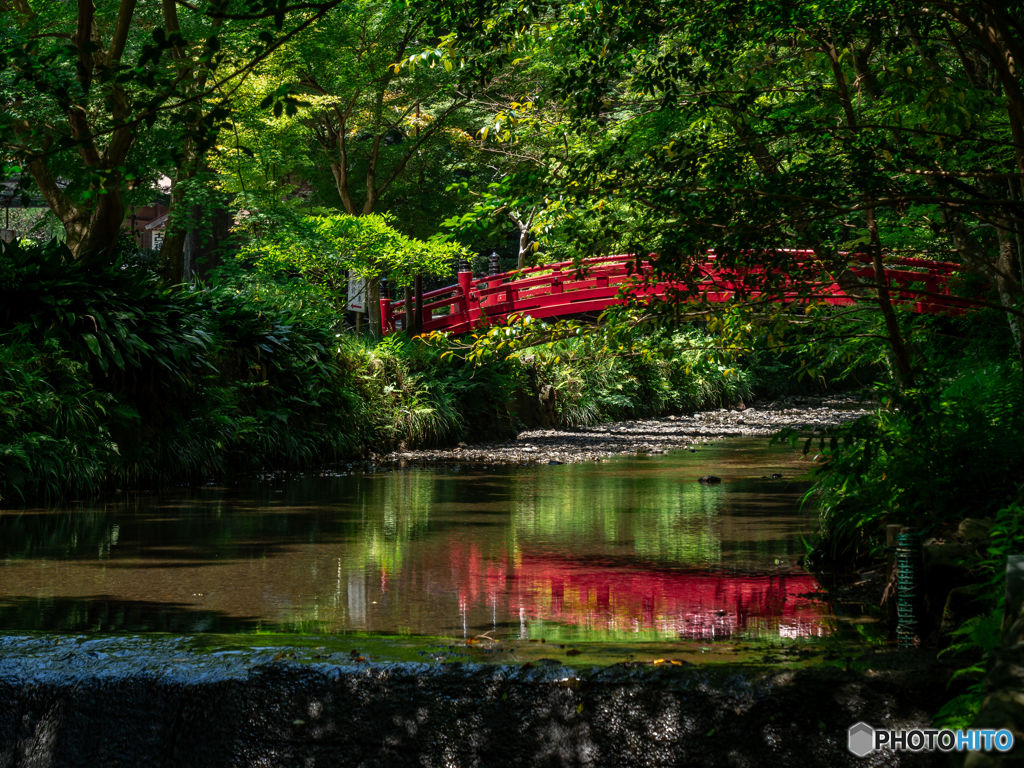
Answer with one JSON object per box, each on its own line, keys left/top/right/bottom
{"left": 0, "top": 636, "right": 953, "bottom": 767}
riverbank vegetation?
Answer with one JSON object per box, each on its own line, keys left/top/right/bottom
{"left": 1, "top": 237, "right": 827, "bottom": 504}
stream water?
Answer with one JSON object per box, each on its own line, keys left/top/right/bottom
{"left": 0, "top": 438, "right": 837, "bottom": 644}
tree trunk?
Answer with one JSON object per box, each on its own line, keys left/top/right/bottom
{"left": 866, "top": 208, "right": 914, "bottom": 387}
{"left": 159, "top": 143, "right": 202, "bottom": 283}
{"left": 159, "top": 179, "right": 189, "bottom": 284}
{"left": 26, "top": 156, "right": 126, "bottom": 261}
{"left": 404, "top": 285, "right": 414, "bottom": 333}
{"left": 367, "top": 276, "right": 382, "bottom": 341}
{"left": 933, "top": 185, "right": 1024, "bottom": 368}
{"left": 995, "top": 214, "right": 1024, "bottom": 370}
{"left": 65, "top": 190, "right": 126, "bottom": 262}
{"left": 191, "top": 204, "right": 234, "bottom": 281}
{"left": 517, "top": 227, "right": 528, "bottom": 270}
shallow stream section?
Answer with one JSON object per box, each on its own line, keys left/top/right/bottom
{"left": 0, "top": 438, "right": 856, "bottom": 646}
{"left": 0, "top": 438, "right": 953, "bottom": 766}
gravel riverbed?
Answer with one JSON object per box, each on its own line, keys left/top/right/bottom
{"left": 385, "top": 394, "right": 874, "bottom": 466}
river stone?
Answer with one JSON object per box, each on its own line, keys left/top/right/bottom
{"left": 923, "top": 543, "right": 978, "bottom": 624}
{"left": 958, "top": 517, "right": 995, "bottom": 544}
{"left": 923, "top": 542, "right": 976, "bottom": 571}
{"left": 383, "top": 396, "right": 874, "bottom": 466}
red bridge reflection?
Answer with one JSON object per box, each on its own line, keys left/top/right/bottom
{"left": 442, "top": 543, "right": 826, "bottom": 640}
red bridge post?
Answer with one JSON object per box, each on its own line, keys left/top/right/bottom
{"left": 379, "top": 277, "right": 394, "bottom": 333}
{"left": 458, "top": 268, "right": 473, "bottom": 320}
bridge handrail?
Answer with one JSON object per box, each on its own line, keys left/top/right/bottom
{"left": 382, "top": 251, "right": 966, "bottom": 334}
{"left": 393, "top": 252, "right": 959, "bottom": 308}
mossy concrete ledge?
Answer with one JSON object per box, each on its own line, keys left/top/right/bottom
{"left": 0, "top": 636, "right": 948, "bottom": 767}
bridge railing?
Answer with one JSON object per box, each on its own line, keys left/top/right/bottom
{"left": 381, "top": 252, "right": 969, "bottom": 335}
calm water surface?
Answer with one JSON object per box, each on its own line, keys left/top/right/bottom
{"left": 0, "top": 439, "right": 831, "bottom": 642}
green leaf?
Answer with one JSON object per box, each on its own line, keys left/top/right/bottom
{"left": 82, "top": 333, "right": 101, "bottom": 357}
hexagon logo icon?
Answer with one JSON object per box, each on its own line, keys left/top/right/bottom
{"left": 848, "top": 722, "right": 875, "bottom": 757}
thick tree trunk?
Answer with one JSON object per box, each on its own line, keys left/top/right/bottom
{"left": 512, "top": 210, "right": 535, "bottom": 270}
{"left": 64, "top": 191, "right": 126, "bottom": 261}
{"left": 26, "top": 156, "right": 126, "bottom": 261}
{"left": 191, "top": 204, "right": 234, "bottom": 281}
{"left": 330, "top": 160, "right": 358, "bottom": 216}
{"left": 159, "top": 140, "right": 203, "bottom": 284}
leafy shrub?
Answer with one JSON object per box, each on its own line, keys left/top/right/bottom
{"left": 0, "top": 333, "right": 134, "bottom": 501}
{"left": 933, "top": 500, "right": 1024, "bottom": 729}
{"left": 804, "top": 365, "right": 1024, "bottom": 562}
{"left": 508, "top": 327, "right": 757, "bottom": 426}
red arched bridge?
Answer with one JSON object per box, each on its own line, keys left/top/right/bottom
{"left": 382, "top": 251, "right": 968, "bottom": 336}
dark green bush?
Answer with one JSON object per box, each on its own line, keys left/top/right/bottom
{"left": 804, "top": 365, "right": 1024, "bottom": 562}
{"left": 0, "top": 333, "right": 133, "bottom": 501}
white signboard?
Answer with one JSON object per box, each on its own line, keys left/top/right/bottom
{"left": 347, "top": 271, "right": 368, "bottom": 312}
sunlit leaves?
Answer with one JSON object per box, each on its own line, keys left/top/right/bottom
{"left": 236, "top": 210, "right": 468, "bottom": 310}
